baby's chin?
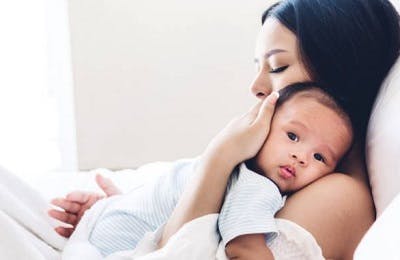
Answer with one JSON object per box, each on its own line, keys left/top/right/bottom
{"left": 246, "top": 161, "right": 294, "bottom": 195}
{"left": 276, "top": 182, "right": 298, "bottom": 195}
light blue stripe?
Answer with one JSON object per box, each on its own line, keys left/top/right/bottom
{"left": 218, "top": 163, "right": 284, "bottom": 247}
{"left": 88, "top": 159, "right": 197, "bottom": 256}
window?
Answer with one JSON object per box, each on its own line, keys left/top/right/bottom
{"left": 0, "top": 0, "right": 77, "bottom": 180}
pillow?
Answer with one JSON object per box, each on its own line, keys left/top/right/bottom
{"left": 367, "top": 0, "right": 400, "bottom": 215}
{"left": 366, "top": 53, "right": 400, "bottom": 216}
{"left": 354, "top": 193, "right": 400, "bottom": 259}
{"left": 392, "top": 0, "right": 400, "bottom": 14}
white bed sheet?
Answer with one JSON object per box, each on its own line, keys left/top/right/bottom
{"left": 6, "top": 160, "right": 398, "bottom": 260}
{"left": 0, "top": 161, "right": 174, "bottom": 260}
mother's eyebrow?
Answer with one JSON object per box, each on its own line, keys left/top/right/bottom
{"left": 264, "top": 49, "right": 287, "bottom": 58}
{"left": 254, "top": 49, "right": 288, "bottom": 63}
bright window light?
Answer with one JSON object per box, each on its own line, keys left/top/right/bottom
{"left": 0, "top": 0, "right": 76, "bottom": 180}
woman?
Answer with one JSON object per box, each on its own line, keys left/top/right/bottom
{"left": 50, "top": 0, "right": 400, "bottom": 258}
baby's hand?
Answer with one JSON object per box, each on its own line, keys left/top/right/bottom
{"left": 48, "top": 174, "right": 121, "bottom": 238}
{"left": 225, "top": 234, "right": 274, "bottom": 260}
{"left": 205, "top": 92, "right": 279, "bottom": 165}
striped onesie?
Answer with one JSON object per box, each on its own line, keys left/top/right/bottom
{"left": 88, "top": 159, "right": 285, "bottom": 256}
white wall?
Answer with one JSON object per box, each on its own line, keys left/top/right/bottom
{"left": 68, "top": 0, "right": 273, "bottom": 169}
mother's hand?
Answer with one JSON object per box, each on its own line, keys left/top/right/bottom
{"left": 205, "top": 91, "right": 279, "bottom": 165}
{"left": 159, "top": 92, "right": 279, "bottom": 247}
{"left": 48, "top": 174, "right": 121, "bottom": 238}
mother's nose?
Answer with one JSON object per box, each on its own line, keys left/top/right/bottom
{"left": 249, "top": 72, "right": 272, "bottom": 99}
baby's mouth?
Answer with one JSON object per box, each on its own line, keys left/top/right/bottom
{"left": 279, "top": 165, "right": 296, "bottom": 179}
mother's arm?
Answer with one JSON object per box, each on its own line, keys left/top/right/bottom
{"left": 276, "top": 144, "right": 375, "bottom": 260}
{"left": 159, "top": 92, "right": 279, "bottom": 247}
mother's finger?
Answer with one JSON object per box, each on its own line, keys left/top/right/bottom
{"left": 255, "top": 91, "right": 279, "bottom": 125}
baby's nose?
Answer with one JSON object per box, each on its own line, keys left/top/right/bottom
{"left": 291, "top": 153, "right": 307, "bottom": 166}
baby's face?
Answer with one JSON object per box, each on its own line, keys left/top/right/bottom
{"left": 252, "top": 94, "right": 352, "bottom": 193}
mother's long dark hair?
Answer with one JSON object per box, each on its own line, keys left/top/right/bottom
{"left": 262, "top": 0, "right": 400, "bottom": 143}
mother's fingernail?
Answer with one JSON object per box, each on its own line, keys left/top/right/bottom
{"left": 268, "top": 91, "right": 279, "bottom": 104}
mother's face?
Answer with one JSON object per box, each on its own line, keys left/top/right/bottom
{"left": 251, "top": 18, "right": 311, "bottom": 99}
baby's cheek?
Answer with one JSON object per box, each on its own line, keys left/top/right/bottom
{"left": 319, "top": 168, "right": 333, "bottom": 179}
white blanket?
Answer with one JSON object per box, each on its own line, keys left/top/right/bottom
{"left": 0, "top": 161, "right": 326, "bottom": 260}
{"left": 0, "top": 166, "right": 66, "bottom": 260}
{"left": 64, "top": 193, "right": 326, "bottom": 260}
{"left": 62, "top": 159, "right": 226, "bottom": 260}
{"left": 62, "top": 161, "right": 325, "bottom": 260}
{"left": 63, "top": 196, "right": 224, "bottom": 260}
{"left": 0, "top": 161, "right": 176, "bottom": 260}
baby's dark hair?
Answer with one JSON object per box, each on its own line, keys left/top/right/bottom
{"left": 276, "top": 82, "right": 354, "bottom": 142}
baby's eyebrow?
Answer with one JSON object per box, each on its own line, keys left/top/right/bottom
{"left": 288, "top": 120, "right": 308, "bottom": 131}
{"left": 320, "top": 144, "right": 336, "bottom": 163}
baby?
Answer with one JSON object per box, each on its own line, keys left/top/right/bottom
{"left": 85, "top": 82, "right": 353, "bottom": 258}
{"left": 220, "top": 82, "right": 352, "bottom": 259}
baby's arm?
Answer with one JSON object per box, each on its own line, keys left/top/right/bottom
{"left": 218, "top": 164, "right": 283, "bottom": 259}
{"left": 225, "top": 234, "right": 274, "bottom": 260}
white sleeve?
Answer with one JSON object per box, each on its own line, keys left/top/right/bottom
{"left": 218, "top": 163, "right": 284, "bottom": 247}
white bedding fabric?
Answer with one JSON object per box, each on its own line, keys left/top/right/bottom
{"left": 62, "top": 161, "right": 325, "bottom": 260}
{"left": 64, "top": 191, "right": 325, "bottom": 260}
{"left": 0, "top": 166, "right": 66, "bottom": 260}
{"left": 62, "top": 197, "right": 222, "bottom": 260}
{"left": 0, "top": 161, "right": 169, "bottom": 260}
{"left": 4, "top": 154, "right": 400, "bottom": 260}
{"left": 0, "top": 161, "right": 326, "bottom": 260}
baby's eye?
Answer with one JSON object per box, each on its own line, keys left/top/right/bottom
{"left": 287, "top": 132, "right": 298, "bottom": 142}
{"left": 269, "top": 65, "right": 289, "bottom": 74}
{"left": 314, "top": 153, "right": 325, "bottom": 163}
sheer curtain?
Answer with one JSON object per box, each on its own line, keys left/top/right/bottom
{"left": 0, "top": 0, "right": 77, "bottom": 181}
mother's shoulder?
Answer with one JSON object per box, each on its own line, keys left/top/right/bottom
{"left": 281, "top": 173, "right": 374, "bottom": 215}
{"left": 305, "top": 173, "right": 371, "bottom": 195}
{"left": 276, "top": 173, "right": 375, "bottom": 259}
